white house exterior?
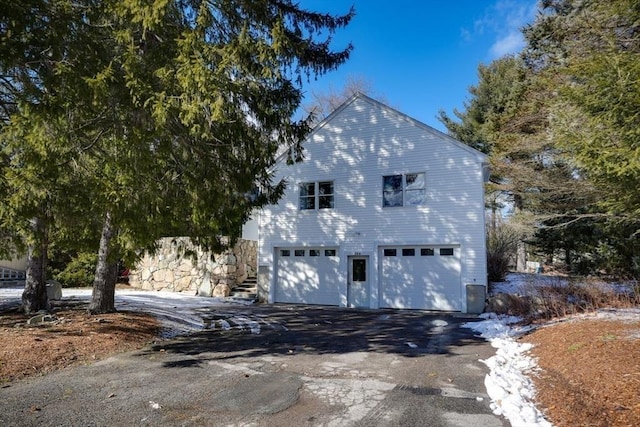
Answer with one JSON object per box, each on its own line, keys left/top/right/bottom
{"left": 258, "top": 94, "right": 488, "bottom": 312}
{"left": 0, "top": 255, "right": 27, "bottom": 282}
{"left": 0, "top": 257, "right": 27, "bottom": 272}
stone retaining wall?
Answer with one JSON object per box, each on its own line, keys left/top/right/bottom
{"left": 128, "top": 238, "right": 257, "bottom": 297}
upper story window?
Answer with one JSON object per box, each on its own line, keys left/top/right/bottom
{"left": 299, "top": 182, "right": 315, "bottom": 209}
{"left": 299, "top": 181, "right": 334, "bottom": 210}
{"left": 382, "top": 172, "right": 425, "bottom": 207}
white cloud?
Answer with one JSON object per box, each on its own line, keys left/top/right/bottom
{"left": 465, "top": 0, "right": 538, "bottom": 59}
{"left": 490, "top": 31, "right": 526, "bottom": 57}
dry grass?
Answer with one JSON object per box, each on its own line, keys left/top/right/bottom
{"left": 508, "top": 275, "right": 640, "bottom": 321}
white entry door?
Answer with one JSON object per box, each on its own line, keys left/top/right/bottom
{"left": 348, "top": 256, "right": 369, "bottom": 308}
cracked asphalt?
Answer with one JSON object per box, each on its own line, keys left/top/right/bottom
{"left": 0, "top": 303, "right": 510, "bottom": 426}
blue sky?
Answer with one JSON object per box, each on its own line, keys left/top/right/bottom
{"left": 298, "top": 1, "right": 539, "bottom": 132}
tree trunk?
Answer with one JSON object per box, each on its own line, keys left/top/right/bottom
{"left": 21, "top": 217, "right": 49, "bottom": 314}
{"left": 89, "top": 211, "right": 118, "bottom": 314}
{"left": 564, "top": 246, "right": 572, "bottom": 271}
{"left": 516, "top": 241, "right": 527, "bottom": 272}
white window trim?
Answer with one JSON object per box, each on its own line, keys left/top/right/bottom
{"left": 299, "top": 180, "right": 335, "bottom": 210}
{"left": 382, "top": 172, "right": 426, "bottom": 207}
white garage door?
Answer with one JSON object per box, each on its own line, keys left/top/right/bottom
{"left": 379, "top": 246, "right": 461, "bottom": 311}
{"left": 275, "top": 247, "right": 340, "bottom": 305}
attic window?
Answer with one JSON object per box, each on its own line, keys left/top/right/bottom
{"left": 383, "top": 173, "right": 425, "bottom": 207}
{"left": 299, "top": 181, "right": 334, "bottom": 210}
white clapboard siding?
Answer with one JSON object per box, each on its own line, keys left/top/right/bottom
{"left": 0, "top": 256, "right": 28, "bottom": 272}
{"left": 259, "top": 94, "right": 487, "bottom": 312}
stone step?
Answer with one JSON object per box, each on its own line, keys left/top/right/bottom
{"left": 228, "top": 277, "right": 258, "bottom": 301}
{"left": 229, "top": 292, "right": 257, "bottom": 300}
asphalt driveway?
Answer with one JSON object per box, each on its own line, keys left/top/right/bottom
{"left": 0, "top": 303, "right": 508, "bottom": 427}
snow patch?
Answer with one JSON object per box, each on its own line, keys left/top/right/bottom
{"left": 468, "top": 274, "right": 638, "bottom": 427}
{"left": 463, "top": 314, "right": 551, "bottom": 427}
{"left": 0, "top": 286, "right": 267, "bottom": 338}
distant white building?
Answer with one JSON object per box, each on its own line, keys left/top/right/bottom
{"left": 0, "top": 256, "right": 27, "bottom": 272}
{"left": 258, "top": 94, "right": 488, "bottom": 312}
{"left": 1, "top": 254, "right": 27, "bottom": 281}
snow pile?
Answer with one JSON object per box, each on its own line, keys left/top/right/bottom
{"left": 463, "top": 313, "right": 552, "bottom": 427}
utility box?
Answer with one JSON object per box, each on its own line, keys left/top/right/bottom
{"left": 466, "top": 284, "right": 486, "bottom": 314}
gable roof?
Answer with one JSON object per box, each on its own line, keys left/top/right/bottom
{"left": 311, "top": 92, "right": 488, "bottom": 163}
{"left": 274, "top": 92, "right": 488, "bottom": 167}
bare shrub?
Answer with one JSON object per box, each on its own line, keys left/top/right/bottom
{"left": 487, "top": 221, "right": 520, "bottom": 284}
{"left": 485, "top": 293, "right": 532, "bottom": 316}
{"left": 506, "top": 294, "right": 534, "bottom": 317}
{"left": 520, "top": 276, "right": 640, "bottom": 321}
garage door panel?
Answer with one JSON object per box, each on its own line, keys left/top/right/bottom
{"left": 275, "top": 248, "right": 340, "bottom": 306}
{"left": 380, "top": 246, "right": 461, "bottom": 311}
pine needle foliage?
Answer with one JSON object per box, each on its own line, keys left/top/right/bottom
{"left": 0, "top": 0, "right": 354, "bottom": 312}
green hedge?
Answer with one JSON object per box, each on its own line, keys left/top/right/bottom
{"left": 52, "top": 251, "right": 97, "bottom": 288}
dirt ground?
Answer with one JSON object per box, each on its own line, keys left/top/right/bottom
{"left": 1, "top": 302, "right": 638, "bottom": 427}
{"left": 0, "top": 305, "right": 159, "bottom": 383}
{"left": 525, "top": 316, "right": 640, "bottom": 427}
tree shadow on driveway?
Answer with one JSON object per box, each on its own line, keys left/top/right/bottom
{"left": 138, "top": 304, "right": 488, "bottom": 368}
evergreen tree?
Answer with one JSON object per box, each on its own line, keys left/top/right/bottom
{"left": 525, "top": 0, "right": 640, "bottom": 218}
{"left": 0, "top": 0, "right": 88, "bottom": 312}
{"left": 0, "top": 0, "right": 354, "bottom": 313}
{"left": 439, "top": 55, "right": 597, "bottom": 273}
{"left": 523, "top": 0, "right": 640, "bottom": 276}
